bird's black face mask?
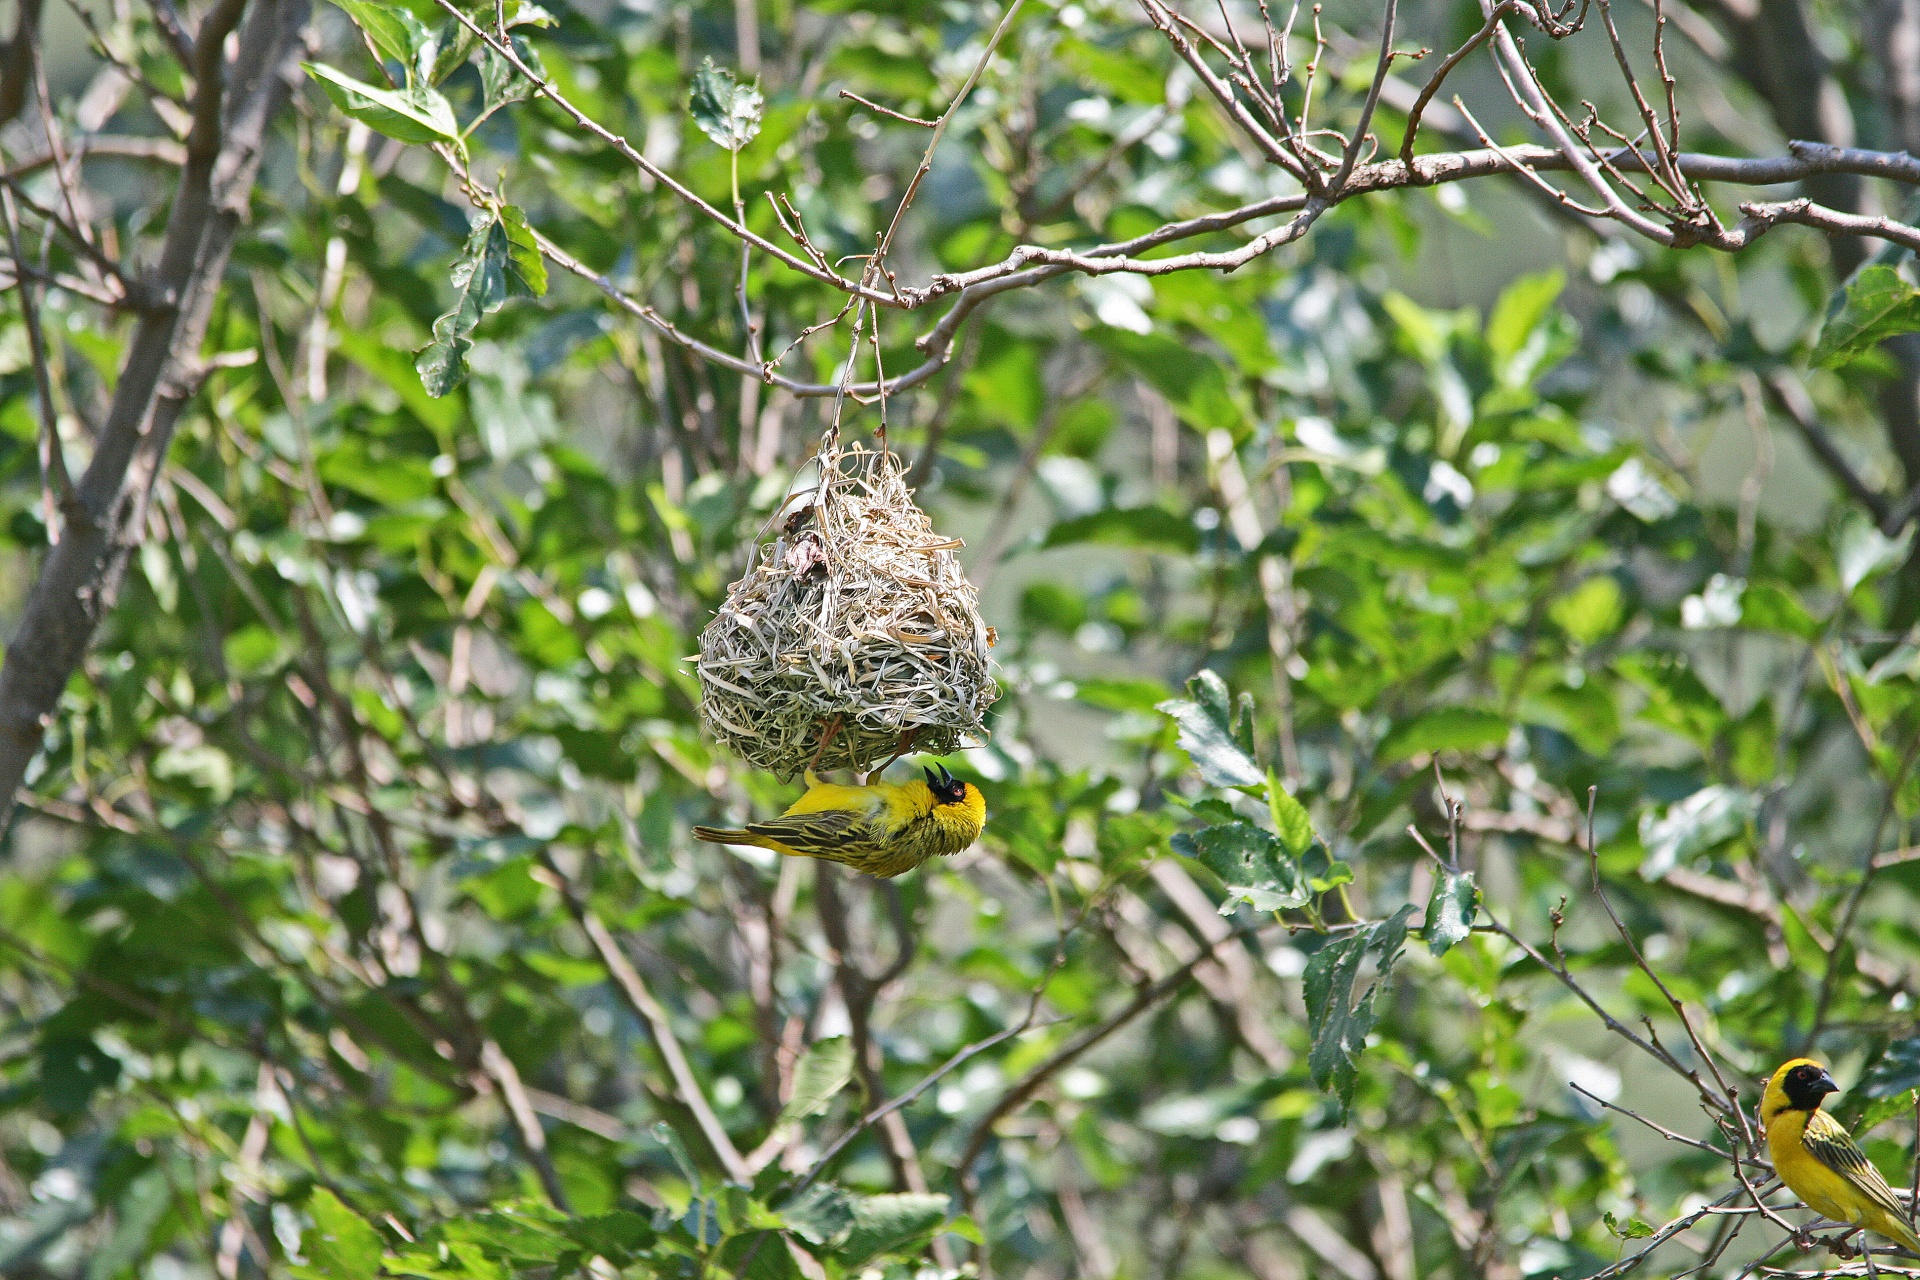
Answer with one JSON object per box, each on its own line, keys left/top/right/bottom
{"left": 1783, "top": 1062, "right": 1839, "bottom": 1111}
{"left": 922, "top": 764, "right": 968, "bottom": 806}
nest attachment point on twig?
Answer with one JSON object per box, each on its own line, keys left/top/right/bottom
{"left": 696, "top": 443, "right": 998, "bottom": 778}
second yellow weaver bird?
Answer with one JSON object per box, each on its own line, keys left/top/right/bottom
{"left": 693, "top": 763, "right": 985, "bottom": 879}
{"left": 1762, "top": 1058, "right": 1920, "bottom": 1255}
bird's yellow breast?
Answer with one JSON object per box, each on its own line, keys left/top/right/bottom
{"left": 1768, "top": 1109, "right": 1867, "bottom": 1224}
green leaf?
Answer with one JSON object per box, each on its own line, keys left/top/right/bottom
{"left": 1090, "top": 327, "right": 1251, "bottom": 437}
{"left": 1550, "top": 575, "right": 1623, "bottom": 645}
{"left": 689, "top": 57, "right": 763, "bottom": 151}
{"left": 561, "top": 1212, "right": 656, "bottom": 1264}
{"left": 481, "top": 35, "right": 548, "bottom": 112}
{"left": 1839, "top": 512, "right": 1915, "bottom": 591}
{"left": 85, "top": 1168, "right": 170, "bottom": 1280}
{"left": 836, "top": 1193, "right": 949, "bottom": 1267}
{"left": 1638, "top": 785, "right": 1752, "bottom": 879}
{"left": 1864, "top": 1037, "right": 1920, "bottom": 1098}
{"left": 1302, "top": 906, "right": 1415, "bottom": 1110}
{"left": 1171, "top": 820, "right": 1309, "bottom": 912}
{"left": 1267, "top": 771, "right": 1315, "bottom": 859}
{"left": 652, "top": 1120, "right": 703, "bottom": 1191}
{"left": 303, "top": 62, "right": 459, "bottom": 144}
{"left": 1811, "top": 265, "right": 1920, "bottom": 368}
{"left": 332, "top": 0, "right": 433, "bottom": 71}
{"left": 716, "top": 1185, "right": 786, "bottom": 1235}
{"left": 1485, "top": 269, "right": 1564, "bottom": 371}
{"left": 1859, "top": 1086, "right": 1920, "bottom": 1137}
{"left": 1158, "top": 671, "right": 1264, "bottom": 788}
{"left": 497, "top": 205, "right": 548, "bottom": 296}
{"left": 1375, "top": 707, "right": 1509, "bottom": 764}
{"left": 503, "top": 1, "right": 557, "bottom": 27}
{"left": 1422, "top": 868, "right": 1479, "bottom": 956}
{"left": 1300, "top": 843, "right": 1354, "bottom": 892}
{"left": 779, "top": 1036, "right": 854, "bottom": 1124}
{"left": 780, "top": 1184, "right": 855, "bottom": 1247}
{"left": 301, "top": 1189, "right": 384, "bottom": 1279}
{"left": 1603, "top": 1210, "right": 1655, "bottom": 1240}
{"left": 1039, "top": 506, "right": 1200, "bottom": 554}
{"left": 1738, "top": 582, "right": 1818, "bottom": 639}
{"left": 417, "top": 211, "right": 546, "bottom": 396}
{"left": 39, "top": 1036, "right": 117, "bottom": 1115}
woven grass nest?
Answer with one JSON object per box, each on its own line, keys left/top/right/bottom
{"left": 696, "top": 442, "right": 998, "bottom": 778}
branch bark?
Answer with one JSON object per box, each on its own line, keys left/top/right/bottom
{"left": 0, "top": 0, "right": 41, "bottom": 129}
{"left": 0, "top": 0, "right": 309, "bottom": 841}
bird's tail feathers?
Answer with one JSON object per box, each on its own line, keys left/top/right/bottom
{"left": 1873, "top": 1207, "right": 1920, "bottom": 1256}
{"left": 693, "top": 825, "right": 757, "bottom": 847}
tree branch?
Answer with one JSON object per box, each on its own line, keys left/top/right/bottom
{"left": 0, "top": 0, "right": 307, "bottom": 842}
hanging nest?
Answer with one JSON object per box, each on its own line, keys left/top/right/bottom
{"left": 696, "top": 442, "right": 998, "bottom": 778}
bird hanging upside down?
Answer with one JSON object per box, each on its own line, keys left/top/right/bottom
{"left": 693, "top": 763, "right": 985, "bottom": 879}
{"left": 1762, "top": 1057, "right": 1920, "bottom": 1257}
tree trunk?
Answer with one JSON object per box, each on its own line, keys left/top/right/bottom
{"left": 0, "top": 0, "right": 310, "bottom": 840}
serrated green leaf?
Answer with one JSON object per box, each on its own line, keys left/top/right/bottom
{"left": 482, "top": 35, "right": 547, "bottom": 112}
{"left": 1422, "top": 867, "right": 1478, "bottom": 956}
{"left": 1158, "top": 671, "right": 1264, "bottom": 788}
{"left": 1812, "top": 266, "right": 1920, "bottom": 368}
{"left": 497, "top": 205, "right": 548, "bottom": 297}
{"left": 417, "top": 213, "right": 546, "bottom": 396}
{"left": 779, "top": 1036, "right": 854, "bottom": 1124}
{"left": 303, "top": 62, "right": 458, "bottom": 144}
{"left": 1171, "top": 820, "right": 1308, "bottom": 912}
{"left": 690, "top": 57, "right": 763, "bottom": 151}
{"left": 780, "top": 1184, "right": 855, "bottom": 1247}
{"left": 1302, "top": 906, "right": 1415, "bottom": 1111}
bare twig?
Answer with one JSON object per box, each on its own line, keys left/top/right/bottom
{"left": 839, "top": 89, "right": 937, "bottom": 128}
{"left": 956, "top": 921, "right": 1266, "bottom": 1189}
{"left": 545, "top": 863, "right": 753, "bottom": 1183}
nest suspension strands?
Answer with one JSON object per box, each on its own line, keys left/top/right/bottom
{"left": 696, "top": 437, "right": 998, "bottom": 778}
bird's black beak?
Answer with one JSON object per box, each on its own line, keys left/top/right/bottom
{"left": 1816, "top": 1069, "right": 1840, "bottom": 1096}
{"left": 937, "top": 764, "right": 956, "bottom": 787}
{"left": 922, "top": 766, "right": 938, "bottom": 786}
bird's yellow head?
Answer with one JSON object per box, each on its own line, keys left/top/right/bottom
{"left": 1762, "top": 1057, "right": 1839, "bottom": 1126}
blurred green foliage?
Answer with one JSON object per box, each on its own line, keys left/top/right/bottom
{"left": 2, "top": 0, "right": 1920, "bottom": 1278}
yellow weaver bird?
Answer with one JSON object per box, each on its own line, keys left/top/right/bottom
{"left": 1762, "top": 1058, "right": 1920, "bottom": 1255}
{"left": 693, "top": 763, "right": 985, "bottom": 879}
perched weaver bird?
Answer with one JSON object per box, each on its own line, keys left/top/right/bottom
{"left": 1762, "top": 1058, "right": 1920, "bottom": 1255}
{"left": 693, "top": 763, "right": 985, "bottom": 879}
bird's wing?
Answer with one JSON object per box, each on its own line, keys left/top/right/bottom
{"left": 1803, "top": 1109, "right": 1911, "bottom": 1220}
{"left": 745, "top": 807, "right": 876, "bottom": 859}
